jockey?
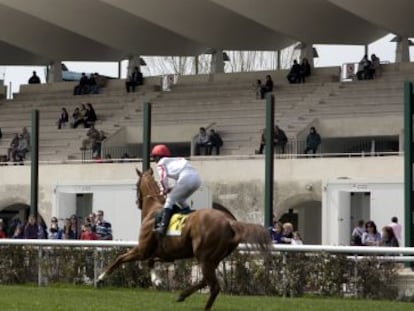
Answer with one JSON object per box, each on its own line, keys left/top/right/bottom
{"left": 151, "top": 144, "right": 202, "bottom": 236}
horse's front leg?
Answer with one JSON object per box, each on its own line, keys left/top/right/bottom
{"left": 97, "top": 246, "right": 148, "bottom": 283}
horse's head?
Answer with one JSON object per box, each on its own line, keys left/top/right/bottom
{"left": 135, "top": 168, "right": 162, "bottom": 211}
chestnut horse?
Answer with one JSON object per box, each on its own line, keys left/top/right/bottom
{"left": 97, "top": 168, "right": 270, "bottom": 310}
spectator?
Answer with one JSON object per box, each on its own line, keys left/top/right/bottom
{"left": 71, "top": 107, "right": 82, "bottom": 128}
{"left": 380, "top": 226, "right": 399, "bottom": 247}
{"left": 28, "top": 71, "right": 41, "bottom": 84}
{"left": 85, "top": 103, "right": 97, "bottom": 128}
{"left": 361, "top": 221, "right": 381, "bottom": 246}
{"left": 37, "top": 216, "right": 48, "bottom": 239}
{"left": 260, "top": 75, "right": 274, "bottom": 99}
{"left": 299, "top": 58, "right": 311, "bottom": 83}
{"left": 88, "top": 73, "right": 100, "bottom": 94}
{"left": 195, "top": 127, "right": 209, "bottom": 155}
{"left": 24, "top": 215, "right": 38, "bottom": 239}
{"left": 291, "top": 231, "right": 303, "bottom": 245}
{"left": 274, "top": 125, "right": 288, "bottom": 154}
{"left": 57, "top": 107, "right": 69, "bottom": 129}
{"left": 11, "top": 224, "right": 23, "bottom": 239}
{"left": 126, "top": 66, "right": 144, "bottom": 93}
{"left": 21, "top": 127, "right": 30, "bottom": 146}
{"left": 48, "top": 217, "right": 62, "bottom": 239}
{"left": 95, "top": 210, "right": 113, "bottom": 240}
{"left": 287, "top": 60, "right": 301, "bottom": 84}
{"left": 207, "top": 129, "right": 223, "bottom": 155}
{"left": 280, "top": 222, "right": 294, "bottom": 244}
{"left": 304, "top": 127, "right": 321, "bottom": 154}
{"left": 255, "top": 79, "right": 263, "bottom": 99}
{"left": 74, "top": 73, "right": 90, "bottom": 95}
{"left": 255, "top": 129, "right": 266, "bottom": 154}
{"left": 268, "top": 221, "right": 283, "bottom": 244}
{"left": 12, "top": 134, "right": 29, "bottom": 162}
{"left": 351, "top": 219, "right": 365, "bottom": 246}
{"left": 80, "top": 223, "right": 98, "bottom": 240}
{"left": 388, "top": 216, "right": 402, "bottom": 243}
{"left": 356, "top": 55, "right": 372, "bottom": 80}
{"left": 68, "top": 215, "right": 80, "bottom": 239}
{"left": 7, "top": 133, "right": 19, "bottom": 161}
{"left": 81, "top": 124, "right": 101, "bottom": 153}
{"left": 371, "top": 54, "right": 381, "bottom": 78}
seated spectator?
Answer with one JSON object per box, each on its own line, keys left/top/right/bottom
{"left": 126, "top": 66, "right": 144, "bottom": 93}
{"left": 21, "top": 127, "right": 30, "bottom": 147}
{"left": 12, "top": 134, "right": 29, "bottom": 162}
{"left": 71, "top": 107, "right": 83, "bottom": 128}
{"left": 299, "top": 58, "right": 311, "bottom": 83}
{"left": 195, "top": 127, "right": 209, "bottom": 155}
{"left": 57, "top": 107, "right": 69, "bottom": 129}
{"left": 81, "top": 124, "right": 101, "bottom": 153}
{"left": 260, "top": 75, "right": 274, "bottom": 99}
{"left": 73, "top": 103, "right": 88, "bottom": 128}
{"left": 304, "top": 127, "right": 321, "bottom": 154}
{"left": 361, "top": 221, "right": 381, "bottom": 246}
{"left": 274, "top": 125, "right": 288, "bottom": 154}
{"left": 74, "top": 73, "right": 90, "bottom": 95}
{"left": 7, "top": 133, "right": 19, "bottom": 161}
{"left": 207, "top": 129, "right": 223, "bottom": 155}
{"left": 370, "top": 54, "right": 381, "bottom": 78}
{"left": 268, "top": 221, "right": 283, "bottom": 244}
{"left": 88, "top": 73, "right": 100, "bottom": 94}
{"left": 28, "top": 71, "right": 41, "bottom": 84}
{"left": 356, "top": 55, "right": 372, "bottom": 80}
{"left": 287, "top": 60, "right": 301, "bottom": 84}
{"left": 95, "top": 210, "right": 113, "bottom": 240}
{"left": 380, "top": 226, "right": 399, "bottom": 247}
{"left": 85, "top": 103, "right": 97, "bottom": 128}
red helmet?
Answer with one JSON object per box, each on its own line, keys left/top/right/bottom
{"left": 151, "top": 144, "right": 171, "bottom": 157}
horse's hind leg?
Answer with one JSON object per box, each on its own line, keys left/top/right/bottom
{"left": 97, "top": 247, "right": 146, "bottom": 283}
{"left": 176, "top": 276, "right": 207, "bottom": 303}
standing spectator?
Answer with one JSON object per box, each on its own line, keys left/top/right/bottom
{"left": 388, "top": 216, "right": 402, "bottom": 243}
{"left": 371, "top": 54, "right": 381, "bottom": 78}
{"left": 380, "top": 226, "right": 399, "bottom": 247}
{"left": 69, "top": 215, "right": 80, "bottom": 239}
{"left": 280, "top": 222, "right": 294, "bottom": 244}
{"left": 255, "top": 79, "right": 263, "bottom": 99}
{"left": 95, "top": 210, "right": 113, "bottom": 240}
{"left": 24, "top": 215, "right": 38, "bottom": 239}
{"left": 268, "top": 221, "right": 283, "bottom": 244}
{"left": 351, "top": 219, "right": 365, "bottom": 246}
{"left": 287, "top": 60, "right": 301, "bottom": 83}
{"left": 37, "top": 216, "right": 48, "bottom": 239}
{"left": 28, "top": 71, "right": 41, "bottom": 84}
{"left": 80, "top": 223, "right": 98, "bottom": 240}
{"left": 207, "top": 129, "right": 223, "bottom": 155}
{"left": 11, "top": 224, "right": 23, "bottom": 239}
{"left": 260, "top": 75, "right": 274, "bottom": 99}
{"left": 255, "top": 129, "right": 266, "bottom": 154}
{"left": 57, "top": 107, "right": 69, "bottom": 129}
{"left": 361, "top": 221, "right": 381, "bottom": 246}
{"left": 291, "top": 231, "right": 303, "bottom": 245}
{"left": 304, "top": 127, "right": 321, "bottom": 154}
{"left": 274, "top": 125, "right": 288, "bottom": 154}
{"left": 195, "top": 127, "right": 209, "bottom": 155}
{"left": 48, "top": 217, "right": 62, "bottom": 239}
{"left": 81, "top": 124, "right": 100, "bottom": 152}
{"left": 125, "top": 66, "right": 144, "bottom": 93}
{"left": 299, "top": 58, "right": 311, "bottom": 83}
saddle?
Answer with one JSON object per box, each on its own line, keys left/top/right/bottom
{"left": 154, "top": 204, "right": 194, "bottom": 233}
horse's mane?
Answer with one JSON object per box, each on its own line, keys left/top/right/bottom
{"left": 212, "top": 202, "right": 237, "bottom": 220}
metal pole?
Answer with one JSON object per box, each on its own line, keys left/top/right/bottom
{"left": 142, "top": 102, "right": 152, "bottom": 171}
{"left": 264, "top": 93, "right": 275, "bottom": 227}
{"left": 404, "top": 81, "right": 413, "bottom": 248}
{"left": 30, "top": 110, "right": 39, "bottom": 218}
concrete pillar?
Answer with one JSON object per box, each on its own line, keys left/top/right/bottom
{"left": 299, "top": 42, "right": 314, "bottom": 67}
{"left": 195, "top": 55, "right": 199, "bottom": 75}
{"left": 395, "top": 36, "right": 410, "bottom": 63}
{"left": 48, "top": 61, "right": 62, "bottom": 83}
{"left": 210, "top": 49, "right": 224, "bottom": 74}
{"left": 277, "top": 50, "right": 281, "bottom": 70}
{"left": 127, "top": 55, "right": 141, "bottom": 77}
{"left": 364, "top": 44, "right": 369, "bottom": 57}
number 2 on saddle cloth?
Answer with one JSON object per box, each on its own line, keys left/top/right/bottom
{"left": 154, "top": 204, "right": 194, "bottom": 236}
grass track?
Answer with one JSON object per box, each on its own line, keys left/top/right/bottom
{"left": 0, "top": 285, "right": 412, "bottom": 311}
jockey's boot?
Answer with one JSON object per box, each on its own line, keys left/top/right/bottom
{"left": 154, "top": 208, "right": 173, "bottom": 236}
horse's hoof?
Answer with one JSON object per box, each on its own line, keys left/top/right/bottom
{"left": 176, "top": 295, "right": 185, "bottom": 302}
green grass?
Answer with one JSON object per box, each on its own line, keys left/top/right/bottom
{"left": 0, "top": 285, "right": 412, "bottom": 311}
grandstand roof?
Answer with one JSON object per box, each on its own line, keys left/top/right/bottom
{"left": 0, "top": 0, "right": 411, "bottom": 65}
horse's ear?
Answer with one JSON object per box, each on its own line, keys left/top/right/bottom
{"left": 136, "top": 168, "right": 142, "bottom": 177}
{"left": 148, "top": 167, "right": 153, "bottom": 175}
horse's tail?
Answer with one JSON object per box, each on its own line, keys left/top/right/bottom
{"left": 229, "top": 221, "right": 271, "bottom": 251}
{"left": 212, "top": 202, "right": 237, "bottom": 220}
